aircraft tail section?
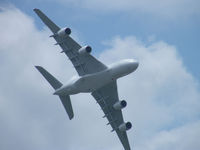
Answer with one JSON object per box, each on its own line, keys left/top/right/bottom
{"left": 35, "top": 66, "right": 74, "bottom": 120}
{"left": 59, "top": 95, "right": 74, "bottom": 120}
{"left": 35, "top": 66, "right": 62, "bottom": 90}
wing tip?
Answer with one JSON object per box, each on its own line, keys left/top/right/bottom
{"left": 33, "top": 8, "right": 39, "bottom": 12}
{"left": 35, "top": 65, "right": 43, "bottom": 70}
{"left": 33, "top": 8, "right": 42, "bottom": 15}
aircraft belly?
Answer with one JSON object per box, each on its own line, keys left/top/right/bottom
{"left": 75, "top": 70, "right": 112, "bottom": 93}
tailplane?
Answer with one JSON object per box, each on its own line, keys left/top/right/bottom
{"left": 35, "top": 66, "right": 74, "bottom": 119}
{"left": 35, "top": 66, "right": 62, "bottom": 90}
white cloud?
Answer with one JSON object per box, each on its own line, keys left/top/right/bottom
{"left": 0, "top": 6, "right": 200, "bottom": 150}
{"left": 136, "top": 121, "right": 200, "bottom": 150}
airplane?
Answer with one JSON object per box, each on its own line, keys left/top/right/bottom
{"left": 34, "top": 8, "right": 139, "bottom": 150}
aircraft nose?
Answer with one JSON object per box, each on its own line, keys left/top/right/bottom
{"left": 129, "top": 60, "right": 139, "bottom": 72}
{"left": 133, "top": 61, "right": 139, "bottom": 70}
{"left": 124, "top": 59, "right": 139, "bottom": 73}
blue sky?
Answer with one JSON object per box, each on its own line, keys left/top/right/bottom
{"left": 3, "top": 0, "right": 200, "bottom": 79}
{"left": 0, "top": 1, "right": 200, "bottom": 150}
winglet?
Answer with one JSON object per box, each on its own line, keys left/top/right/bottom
{"left": 33, "top": 8, "right": 60, "bottom": 33}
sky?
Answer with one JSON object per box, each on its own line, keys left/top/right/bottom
{"left": 0, "top": 0, "right": 200, "bottom": 150}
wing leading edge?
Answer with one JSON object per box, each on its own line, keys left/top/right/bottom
{"left": 91, "top": 81, "right": 131, "bottom": 150}
{"left": 34, "top": 8, "right": 107, "bottom": 76}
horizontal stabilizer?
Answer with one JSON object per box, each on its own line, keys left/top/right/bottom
{"left": 35, "top": 66, "right": 62, "bottom": 90}
{"left": 59, "top": 95, "right": 74, "bottom": 120}
{"left": 33, "top": 8, "right": 60, "bottom": 33}
{"left": 36, "top": 66, "right": 74, "bottom": 119}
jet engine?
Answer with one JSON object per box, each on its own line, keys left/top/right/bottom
{"left": 78, "top": 46, "right": 92, "bottom": 55}
{"left": 57, "top": 27, "right": 71, "bottom": 36}
{"left": 118, "top": 122, "right": 132, "bottom": 132}
{"left": 113, "top": 100, "right": 127, "bottom": 110}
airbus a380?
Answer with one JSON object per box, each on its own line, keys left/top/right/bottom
{"left": 34, "top": 8, "right": 139, "bottom": 150}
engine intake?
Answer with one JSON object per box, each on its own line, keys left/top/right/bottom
{"left": 118, "top": 122, "right": 132, "bottom": 132}
{"left": 57, "top": 27, "right": 71, "bottom": 36}
{"left": 113, "top": 100, "right": 127, "bottom": 110}
{"left": 78, "top": 46, "right": 92, "bottom": 55}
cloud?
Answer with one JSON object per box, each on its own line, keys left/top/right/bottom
{"left": 0, "top": 6, "right": 200, "bottom": 150}
{"left": 57, "top": 0, "right": 200, "bottom": 19}
{"left": 137, "top": 121, "right": 200, "bottom": 150}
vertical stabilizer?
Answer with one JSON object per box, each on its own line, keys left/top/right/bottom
{"left": 35, "top": 66, "right": 74, "bottom": 119}
{"left": 59, "top": 95, "right": 74, "bottom": 120}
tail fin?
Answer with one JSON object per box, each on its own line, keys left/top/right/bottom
{"left": 35, "top": 66, "right": 62, "bottom": 90}
{"left": 59, "top": 95, "right": 74, "bottom": 120}
{"left": 35, "top": 66, "right": 74, "bottom": 120}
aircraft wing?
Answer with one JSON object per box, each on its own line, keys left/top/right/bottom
{"left": 91, "top": 81, "right": 131, "bottom": 150}
{"left": 34, "top": 9, "right": 107, "bottom": 76}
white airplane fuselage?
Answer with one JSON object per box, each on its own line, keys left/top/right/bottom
{"left": 54, "top": 59, "right": 138, "bottom": 95}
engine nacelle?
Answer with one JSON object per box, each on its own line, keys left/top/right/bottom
{"left": 57, "top": 27, "right": 71, "bottom": 37}
{"left": 118, "top": 122, "right": 132, "bottom": 132}
{"left": 113, "top": 100, "right": 127, "bottom": 110}
{"left": 78, "top": 46, "right": 92, "bottom": 55}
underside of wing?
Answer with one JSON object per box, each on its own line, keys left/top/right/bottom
{"left": 91, "top": 81, "right": 131, "bottom": 150}
{"left": 53, "top": 35, "right": 107, "bottom": 76}
{"left": 34, "top": 9, "right": 107, "bottom": 76}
